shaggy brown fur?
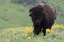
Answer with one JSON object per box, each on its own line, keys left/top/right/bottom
{"left": 29, "top": 3, "right": 56, "bottom": 36}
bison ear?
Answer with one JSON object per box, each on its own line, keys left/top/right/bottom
{"left": 29, "top": 12, "right": 32, "bottom": 16}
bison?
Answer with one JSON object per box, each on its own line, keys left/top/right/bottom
{"left": 29, "top": 3, "right": 56, "bottom": 36}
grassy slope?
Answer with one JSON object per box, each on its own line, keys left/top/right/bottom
{"left": 0, "top": 27, "right": 64, "bottom": 42}
{"left": 0, "top": 0, "right": 32, "bottom": 29}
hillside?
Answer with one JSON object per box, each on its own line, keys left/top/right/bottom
{"left": 0, "top": 0, "right": 32, "bottom": 29}
{"left": 0, "top": 0, "right": 64, "bottom": 29}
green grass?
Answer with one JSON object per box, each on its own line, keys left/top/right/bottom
{"left": 0, "top": 27, "right": 64, "bottom": 42}
{"left": 0, "top": 0, "right": 32, "bottom": 29}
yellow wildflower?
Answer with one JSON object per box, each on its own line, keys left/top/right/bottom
{"left": 52, "top": 23, "right": 64, "bottom": 29}
{"left": 6, "top": 39, "right": 10, "bottom": 42}
{"left": 56, "top": 25, "right": 61, "bottom": 28}
{"left": 9, "top": 28, "right": 16, "bottom": 34}
{"left": 51, "top": 29, "right": 54, "bottom": 33}
{"left": 24, "top": 27, "right": 33, "bottom": 33}
{"left": 51, "top": 26, "right": 56, "bottom": 29}
{"left": 29, "top": 27, "right": 33, "bottom": 32}
{"left": 54, "top": 23, "right": 56, "bottom": 25}
{"left": 61, "top": 24, "right": 64, "bottom": 28}
{"left": 27, "top": 36, "right": 30, "bottom": 40}
{"left": 60, "top": 24, "right": 64, "bottom": 28}
{"left": 46, "top": 29, "right": 50, "bottom": 33}
{"left": 25, "top": 33, "right": 28, "bottom": 36}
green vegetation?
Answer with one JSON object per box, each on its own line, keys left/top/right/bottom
{"left": 0, "top": 24, "right": 64, "bottom": 42}
{"left": 0, "top": 0, "right": 64, "bottom": 42}
{"left": 0, "top": 0, "right": 32, "bottom": 29}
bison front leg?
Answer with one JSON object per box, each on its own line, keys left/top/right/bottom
{"left": 33, "top": 27, "right": 40, "bottom": 36}
{"left": 42, "top": 28, "right": 46, "bottom": 36}
{"left": 33, "top": 25, "right": 41, "bottom": 36}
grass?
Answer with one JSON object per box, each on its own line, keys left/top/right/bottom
{"left": 0, "top": 23, "right": 64, "bottom": 42}
{"left": 0, "top": 1, "right": 32, "bottom": 29}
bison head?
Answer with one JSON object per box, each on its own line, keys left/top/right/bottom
{"left": 29, "top": 6, "right": 44, "bottom": 25}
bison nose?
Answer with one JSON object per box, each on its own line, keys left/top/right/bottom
{"left": 35, "top": 19, "right": 40, "bottom": 25}
{"left": 36, "top": 19, "right": 40, "bottom": 23}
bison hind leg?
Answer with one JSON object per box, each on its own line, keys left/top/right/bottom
{"left": 42, "top": 28, "right": 46, "bottom": 36}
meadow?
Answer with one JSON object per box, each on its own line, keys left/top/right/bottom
{"left": 0, "top": 2, "right": 32, "bottom": 29}
{"left": 0, "top": 23, "right": 64, "bottom": 42}
{"left": 0, "top": 0, "right": 64, "bottom": 42}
